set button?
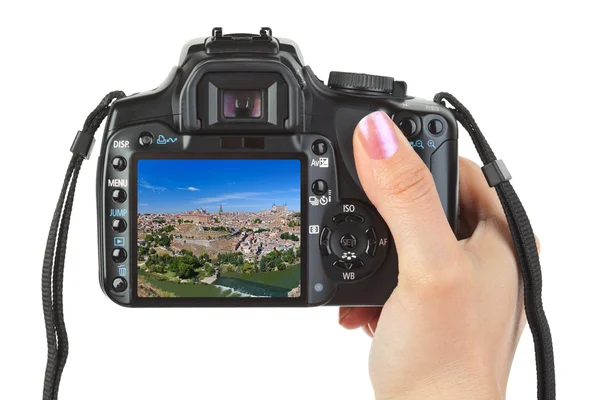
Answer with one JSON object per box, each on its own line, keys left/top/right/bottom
{"left": 339, "top": 233, "right": 357, "bottom": 251}
{"left": 112, "top": 189, "right": 127, "bottom": 203}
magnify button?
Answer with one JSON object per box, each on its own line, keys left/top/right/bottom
{"left": 427, "top": 140, "right": 436, "bottom": 149}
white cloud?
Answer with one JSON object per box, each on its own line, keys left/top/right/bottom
{"left": 194, "top": 189, "right": 299, "bottom": 205}
{"left": 177, "top": 187, "right": 200, "bottom": 192}
{"left": 194, "top": 191, "right": 265, "bottom": 205}
{"left": 138, "top": 178, "right": 167, "bottom": 192}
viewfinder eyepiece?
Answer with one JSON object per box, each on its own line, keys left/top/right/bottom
{"left": 223, "top": 90, "right": 262, "bottom": 118}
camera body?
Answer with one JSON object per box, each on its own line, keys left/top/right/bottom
{"left": 97, "top": 28, "right": 458, "bottom": 307}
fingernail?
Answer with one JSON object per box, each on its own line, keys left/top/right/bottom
{"left": 357, "top": 111, "right": 400, "bottom": 160}
{"left": 339, "top": 308, "right": 352, "bottom": 323}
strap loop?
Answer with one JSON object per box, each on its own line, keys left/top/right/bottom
{"left": 70, "top": 131, "right": 95, "bottom": 159}
{"left": 482, "top": 159, "right": 512, "bottom": 187}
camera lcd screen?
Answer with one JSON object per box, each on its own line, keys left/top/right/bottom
{"left": 136, "top": 159, "right": 302, "bottom": 299}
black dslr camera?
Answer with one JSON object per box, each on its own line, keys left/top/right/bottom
{"left": 98, "top": 27, "right": 458, "bottom": 307}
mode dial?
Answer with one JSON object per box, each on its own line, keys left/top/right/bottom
{"left": 328, "top": 71, "right": 394, "bottom": 94}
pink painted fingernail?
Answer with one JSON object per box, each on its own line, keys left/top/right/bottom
{"left": 357, "top": 111, "right": 400, "bottom": 160}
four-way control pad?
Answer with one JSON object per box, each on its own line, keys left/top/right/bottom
{"left": 320, "top": 202, "right": 390, "bottom": 283}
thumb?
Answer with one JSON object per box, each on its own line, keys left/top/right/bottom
{"left": 353, "top": 111, "right": 457, "bottom": 263}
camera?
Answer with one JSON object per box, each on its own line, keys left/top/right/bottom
{"left": 98, "top": 27, "right": 458, "bottom": 307}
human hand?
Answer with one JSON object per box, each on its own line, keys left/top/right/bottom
{"left": 339, "top": 111, "right": 535, "bottom": 400}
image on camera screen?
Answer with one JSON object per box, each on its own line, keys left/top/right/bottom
{"left": 136, "top": 159, "right": 301, "bottom": 299}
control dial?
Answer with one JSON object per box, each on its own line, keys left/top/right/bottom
{"left": 319, "top": 202, "right": 390, "bottom": 283}
{"left": 328, "top": 71, "right": 394, "bottom": 94}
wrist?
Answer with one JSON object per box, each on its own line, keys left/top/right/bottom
{"left": 375, "top": 373, "right": 504, "bottom": 400}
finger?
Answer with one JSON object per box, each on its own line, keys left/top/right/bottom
{"left": 458, "top": 157, "right": 506, "bottom": 227}
{"left": 457, "top": 157, "right": 507, "bottom": 237}
{"left": 339, "top": 307, "right": 381, "bottom": 330}
{"left": 353, "top": 111, "right": 459, "bottom": 263}
{"left": 458, "top": 157, "right": 542, "bottom": 254}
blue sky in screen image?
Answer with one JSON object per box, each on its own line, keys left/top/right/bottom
{"left": 137, "top": 159, "right": 301, "bottom": 214}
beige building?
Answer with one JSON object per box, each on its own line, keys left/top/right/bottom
{"left": 178, "top": 210, "right": 209, "bottom": 224}
{"left": 271, "top": 203, "right": 288, "bottom": 213}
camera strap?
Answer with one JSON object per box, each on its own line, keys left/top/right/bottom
{"left": 41, "top": 91, "right": 125, "bottom": 400}
{"left": 434, "top": 92, "right": 555, "bottom": 400}
{"left": 41, "top": 91, "right": 554, "bottom": 400}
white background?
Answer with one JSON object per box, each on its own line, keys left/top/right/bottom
{"left": 1, "top": 1, "right": 598, "bottom": 399}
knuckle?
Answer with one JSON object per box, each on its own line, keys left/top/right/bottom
{"left": 374, "top": 161, "right": 435, "bottom": 205}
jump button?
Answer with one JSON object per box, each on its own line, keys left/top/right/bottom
{"left": 112, "top": 218, "right": 127, "bottom": 233}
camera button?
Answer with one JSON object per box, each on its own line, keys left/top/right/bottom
{"left": 333, "top": 259, "right": 365, "bottom": 271}
{"left": 112, "top": 218, "right": 127, "bottom": 233}
{"left": 397, "top": 117, "right": 418, "bottom": 137}
{"left": 111, "top": 156, "right": 127, "bottom": 171}
{"left": 332, "top": 213, "right": 364, "bottom": 225}
{"left": 365, "top": 227, "right": 378, "bottom": 257}
{"left": 339, "top": 233, "right": 358, "bottom": 251}
{"left": 112, "top": 277, "right": 128, "bottom": 292}
{"left": 112, "top": 248, "right": 127, "bottom": 263}
{"left": 311, "top": 139, "right": 328, "bottom": 156}
{"left": 319, "top": 227, "right": 332, "bottom": 256}
{"left": 111, "top": 189, "right": 127, "bottom": 203}
{"left": 138, "top": 132, "right": 154, "bottom": 148}
{"left": 428, "top": 119, "right": 444, "bottom": 135}
{"left": 311, "top": 180, "right": 328, "bottom": 195}
{"left": 346, "top": 214, "right": 365, "bottom": 224}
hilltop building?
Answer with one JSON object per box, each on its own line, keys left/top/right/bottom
{"left": 271, "top": 203, "right": 287, "bottom": 213}
{"left": 177, "top": 209, "right": 209, "bottom": 224}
